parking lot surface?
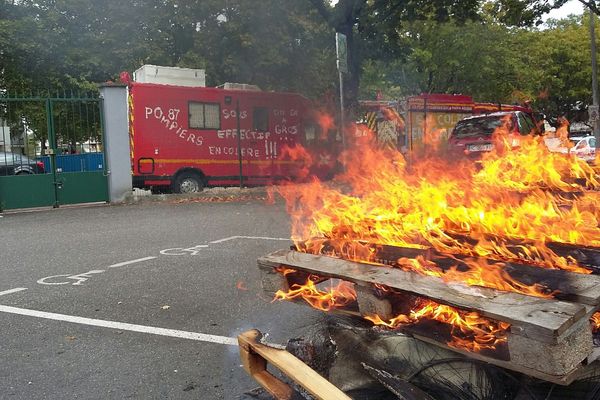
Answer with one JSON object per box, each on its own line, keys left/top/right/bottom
{"left": 0, "top": 199, "right": 321, "bottom": 399}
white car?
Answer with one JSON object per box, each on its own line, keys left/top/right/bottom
{"left": 556, "top": 136, "right": 596, "bottom": 163}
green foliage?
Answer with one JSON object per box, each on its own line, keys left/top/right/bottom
{"left": 524, "top": 15, "right": 596, "bottom": 119}
{"left": 358, "top": 13, "right": 598, "bottom": 120}
{"left": 0, "top": 0, "right": 337, "bottom": 99}
{"left": 1, "top": 0, "right": 597, "bottom": 123}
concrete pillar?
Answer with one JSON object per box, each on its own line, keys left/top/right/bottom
{"left": 99, "top": 84, "right": 132, "bottom": 203}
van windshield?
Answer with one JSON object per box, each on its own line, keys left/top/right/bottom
{"left": 452, "top": 116, "right": 512, "bottom": 138}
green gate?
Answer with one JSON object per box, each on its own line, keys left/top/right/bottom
{"left": 0, "top": 92, "right": 109, "bottom": 211}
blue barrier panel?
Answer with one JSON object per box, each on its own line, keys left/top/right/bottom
{"left": 40, "top": 153, "right": 105, "bottom": 172}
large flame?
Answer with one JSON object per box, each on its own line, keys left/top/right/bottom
{"left": 274, "top": 115, "right": 599, "bottom": 353}
{"left": 279, "top": 122, "right": 599, "bottom": 272}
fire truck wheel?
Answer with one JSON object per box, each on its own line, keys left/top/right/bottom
{"left": 173, "top": 172, "right": 204, "bottom": 194}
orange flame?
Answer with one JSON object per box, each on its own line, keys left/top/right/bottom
{"left": 273, "top": 276, "right": 356, "bottom": 312}
{"left": 591, "top": 312, "right": 600, "bottom": 333}
{"left": 279, "top": 144, "right": 314, "bottom": 182}
{"left": 272, "top": 271, "right": 510, "bottom": 352}
{"left": 400, "top": 256, "right": 553, "bottom": 298}
{"left": 366, "top": 299, "right": 510, "bottom": 352}
{"left": 279, "top": 126, "right": 599, "bottom": 275}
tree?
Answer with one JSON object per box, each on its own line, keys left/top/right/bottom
{"left": 306, "top": 0, "right": 492, "bottom": 109}
{"left": 521, "top": 14, "right": 598, "bottom": 119}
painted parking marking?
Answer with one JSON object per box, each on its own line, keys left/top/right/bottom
{"left": 209, "top": 235, "right": 289, "bottom": 244}
{"left": 160, "top": 236, "right": 289, "bottom": 256}
{"left": 160, "top": 245, "right": 209, "bottom": 256}
{"left": 108, "top": 256, "right": 157, "bottom": 268}
{"left": 0, "top": 288, "right": 27, "bottom": 297}
{"left": 37, "top": 257, "right": 157, "bottom": 286}
{"left": 38, "top": 270, "right": 106, "bottom": 286}
{"left": 35, "top": 236, "right": 289, "bottom": 288}
{"left": 0, "top": 305, "right": 238, "bottom": 346}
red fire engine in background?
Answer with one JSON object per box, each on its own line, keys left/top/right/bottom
{"left": 125, "top": 66, "right": 333, "bottom": 193}
{"left": 358, "top": 93, "right": 537, "bottom": 152}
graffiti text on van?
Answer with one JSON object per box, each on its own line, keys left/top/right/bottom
{"left": 145, "top": 106, "right": 203, "bottom": 146}
{"left": 217, "top": 129, "right": 271, "bottom": 140}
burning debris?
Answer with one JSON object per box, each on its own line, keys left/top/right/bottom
{"left": 250, "top": 122, "right": 600, "bottom": 398}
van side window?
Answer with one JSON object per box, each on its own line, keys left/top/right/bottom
{"left": 189, "top": 102, "right": 220, "bottom": 130}
{"left": 517, "top": 113, "right": 535, "bottom": 135}
{"left": 253, "top": 107, "right": 269, "bottom": 132}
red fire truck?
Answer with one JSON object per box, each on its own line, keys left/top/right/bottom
{"left": 357, "top": 94, "right": 537, "bottom": 153}
{"left": 127, "top": 74, "right": 329, "bottom": 193}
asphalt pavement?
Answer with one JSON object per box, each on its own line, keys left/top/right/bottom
{"left": 0, "top": 197, "right": 323, "bottom": 399}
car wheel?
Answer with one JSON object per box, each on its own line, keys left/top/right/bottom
{"left": 173, "top": 172, "right": 204, "bottom": 194}
{"left": 15, "top": 170, "right": 32, "bottom": 175}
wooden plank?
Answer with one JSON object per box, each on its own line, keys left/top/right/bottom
{"left": 258, "top": 250, "right": 587, "bottom": 343}
{"left": 547, "top": 242, "right": 600, "bottom": 271}
{"left": 297, "top": 240, "right": 600, "bottom": 305}
{"left": 239, "top": 345, "right": 293, "bottom": 400}
{"left": 238, "top": 329, "right": 352, "bottom": 400}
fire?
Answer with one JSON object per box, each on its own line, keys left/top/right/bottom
{"left": 279, "top": 144, "right": 314, "bottom": 181}
{"left": 279, "top": 124, "right": 599, "bottom": 273}
{"left": 591, "top": 312, "right": 600, "bottom": 333}
{"left": 274, "top": 114, "right": 599, "bottom": 354}
{"left": 366, "top": 299, "right": 510, "bottom": 353}
{"left": 273, "top": 274, "right": 356, "bottom": 312}
{"left": 271, "top": 270, "right": 510, "bottom": 351}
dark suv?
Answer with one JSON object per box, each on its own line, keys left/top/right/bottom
{"left": 0, "top": 152, "right": 45, "bottom": 175}
{"left": 447, "top": 111, "right": 541, "bottom": 156}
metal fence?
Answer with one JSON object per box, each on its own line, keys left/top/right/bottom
{"left": 0, "top": 91, "right": 108, "bottom": 210}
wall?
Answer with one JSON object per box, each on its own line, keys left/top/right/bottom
{"left": 99, "top": 84, "right": 132, "bottom": 203}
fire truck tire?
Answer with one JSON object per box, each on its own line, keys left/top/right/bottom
{"left": 172, "top": 172, "right": 204, "bottom": 194}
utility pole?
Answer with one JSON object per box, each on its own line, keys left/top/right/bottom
{"left": 336, "top": 32, "right": 348, "bottom": 155}
{"left": 590, "top": 9, "right": 600, "bottom": 160}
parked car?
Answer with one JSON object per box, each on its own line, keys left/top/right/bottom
{"left": 447, "top": 111, "right": 541, "bottom": 156}
{"left": 556, "top": 135, "right": 596, "bottom": 163}
{"left": 0, "top": 152, "right": 45, "bottom": 175}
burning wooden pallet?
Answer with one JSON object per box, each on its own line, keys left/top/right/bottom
{"left": 258, "top": 248, "right": 600, "bottom": 386}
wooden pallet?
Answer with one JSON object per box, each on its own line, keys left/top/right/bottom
{"left": 258, "top": 249, "right": 600, "bottom": 385}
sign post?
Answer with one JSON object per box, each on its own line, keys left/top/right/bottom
{"left": 336, "top": 32, "right": 348, "bottom": 153}
{"left": 590, "top": 10, "right": 600, "bottom": 163}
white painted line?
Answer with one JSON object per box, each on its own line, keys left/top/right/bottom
{"left": 0, "top": 288, "right": 27, "bottom": 297}
{"left": 239, "top": 236, "right": 290, "bottom": 241}
{"left": 210, "top": 235, "right": 289, "bottom": 244}
{"left": 0, "top": 305, "right": 238, "bottom": 346}
{"left": 209, "top": 236, "right": 240, "bottom": 244}
{"left": 108, "top": 256, "right": 157, "bottom": 268}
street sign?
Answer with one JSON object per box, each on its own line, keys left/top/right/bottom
{"left": 336, "top": 32, "right": 348, "bottom": 74}
{"left": 589, "top": 105, "right": 599, "bottom": 122}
